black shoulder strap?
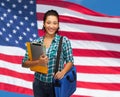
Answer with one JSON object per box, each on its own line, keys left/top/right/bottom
{"left": 54, "top": 36, "right": 63, "bottom": 74}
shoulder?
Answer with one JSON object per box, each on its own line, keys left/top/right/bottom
{"left": 62, "top": 36, "right": 71, "bottom": 43}
{"left": 32, "top": 36, "right": 43, "bottom": 43}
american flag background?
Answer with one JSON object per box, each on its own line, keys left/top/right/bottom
{"left": 0, "top": 0, "right": 120, "bottom": 97}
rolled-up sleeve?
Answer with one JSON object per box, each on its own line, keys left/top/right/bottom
{"left": 22, "top": 50, "right": 29, "bottom": 64}
{"left": 63, "top": 36, "right": 74, "bottom": 64}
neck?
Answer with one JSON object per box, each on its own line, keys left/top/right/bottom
{"left": 44, "top": 33, "right": 55, "bottom": 39}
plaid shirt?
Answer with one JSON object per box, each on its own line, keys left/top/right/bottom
{"left": 22, "top": 34, "right": 74, "bottom": 83}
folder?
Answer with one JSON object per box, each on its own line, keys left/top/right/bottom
{"left": 26, "top": 42, "right": 48, "bottom": 74}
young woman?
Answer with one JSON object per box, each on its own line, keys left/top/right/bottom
{"left": 22, "top": 9, "right": 74, "bottom": 97}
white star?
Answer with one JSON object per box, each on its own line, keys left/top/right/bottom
{"left": 31, "top": 22, "right": 35, "bottom": 26}
{"left": 24, "top": 17, "right": 29, "bottom": 20}
{"left": 6, "top": 37, "right": 9, "bottom": 41}
{"left": 2, "top": 28, "right": 6, "bottom": 32}
{"left": 15, "top": 40, "right": 19, "bottom": 44}
{"left": 0, "top": 31, "right": 3, "bottom": 35}
{"left": 23, "top": 32, "right": 27, "bottom": 36}
{"left": 3, "top": 13, "right": 7, "bottom": 17}
{"left": 30, "top": 0, "right": 34, "bottom": 4}
{"left": 30, "top": 11, "right": 34, "bottom": 15}
{"left": 8, "top": 34, "right": 12, "bottom": 38}
{"left": 33, "top": 34, "right": 37, "bottom": 37}
{"left": 13, "top": 15, "right": 18, "bottom": 19}
{"left": 24, "top": 5, "right": 28, "bottom": 9}
{"left": 18, "top": 10, "right": 22, "bottom": 14}
{"left": 13, "top": 29, "right": 17, "bottom": 34}
{"left": 29, "top": 38, "right": 33, "bottom": 41}
{"left": 26, "top": 28, "right": 30, "bottom": 32}
{"left": 18, "top": 0, "right": 22, "bottom": 3}
{"left": 7, "top": 0, "right": 10, "bottom": 2}
{"left": 20, "top": 21, "right": 24, "bottom": 26}
{"left": 1, "top": 2, "right": 5, "bottom": 6}
{"left": 9, "top": 20, "right": 13, "bottom": 24}
{"left": 19, "top": 36, "right": 23, "bottom": 40}
{"left": 16, "top": 26, "right": 20, "bottom": 30}
{"left": 7, "top": 9, "right": 11, "bottom": 13}
{"left": 12, "top": 4, "right": 16, "bottom": 8}
{"left": 7, "top": 23, "right": 11, "bottom": 27}
{"left": 0, "top": 17, "right": 4, "bottom": 21}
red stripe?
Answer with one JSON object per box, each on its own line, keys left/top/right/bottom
{"left": 60, "top": 31, "right": 120, "bottom": 43}
{"left": 0, "top": 83, "right": 33, "bottom": 95}
{"left": 38, "top": 30, "right": 120, "bottom": 44}
{"left": 0, "top": 53, "right": 23, "bottom": 64}
{"left": 0, "top": 68, "right": 34, "bottom": 81}
{"left": 76, "top": 65, "right": 120, "bottom": 74}
{"left": 36, "top": 0, "right": 106, "bottom": 16}
{"left": 73, "top": 49, "right": 120, "bottom": 58}
{"left": 77, "top": 81, "right": 120, "bottom": 91}
{"left": 37, "top": 13, "right": 120, "bottom": 29}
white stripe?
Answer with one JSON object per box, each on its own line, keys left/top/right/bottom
{"left": 37, "top": 4, "right": 120, "bottom": 23}
{"left": 0, "top": 75, "right": 32, "bottom": 89}
{"left": 75, "top": 88, "right": 120, "bottom": 97}
{"left": 71, "top": 40, "right": 120, "bottom": 52}
{"left": 37, "top": 21, "right": 120, "bottom": 36}
{"left": 1, "top": 40, "right": 120, "bottom": 56}
{"left": 0, "top": 60, "right": 34, "bottom": 74}
{"left": 77, "top": 73, "right": 120, "bottom": 83}
{"left": 74, "top": 57, "right": 120, "bottom": 67}
{"left": 0, "top": 45, "right": 25, "bottom": 56}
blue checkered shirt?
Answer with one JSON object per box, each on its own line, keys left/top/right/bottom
{"left": 22, "top": 34, "right": 74, "bottom": 83}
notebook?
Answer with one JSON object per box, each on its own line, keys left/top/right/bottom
{"left": 26, "top": 42, "right": 48, "bottom": 74}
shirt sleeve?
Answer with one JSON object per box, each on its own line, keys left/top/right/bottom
{"left": 62, "top": 36, "right": 74, "bottom": 64}
{"left": 22, "top": 50, "right": 29, "bottom": 64}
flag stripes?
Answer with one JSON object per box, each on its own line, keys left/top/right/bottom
{"left": 1, "top": 0, "right": 120, "bottom": 97}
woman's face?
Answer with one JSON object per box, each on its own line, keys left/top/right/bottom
{"left": 44, "top": 15, "right": 59, "bottom": 35}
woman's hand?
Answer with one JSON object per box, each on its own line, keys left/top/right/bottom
{"left": 38, "top": 54, "right": 49, "bottom": 66}
{"left": 54, "top": 70, "right": 66, "bottom": 80}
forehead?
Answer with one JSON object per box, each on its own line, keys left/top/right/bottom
{"left": 45, "top": 15, "right": 58, "bottom": 21}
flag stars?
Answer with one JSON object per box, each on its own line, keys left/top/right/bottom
{"left": 5, "top": 37, "right": 9, "bottom": 41}
{"left": 18, "top": 10, "right": 22, "bottom": 14}
{"left": 8, "top": 34, "right": 12, "bottom": 38}
{"left": 23, "top": 32, "right": 27, "bottom": 36}
{"left": 30, "top": 0, "right": 34, "bottom": 4}
{"left": 6, "top": 23, "right": 11, "bottom": 27}
{"left": 31, "top": 22, "right": 35, "bottom": 27}
{"left": 19, "top": 36, "right": 23, "bottom": 40}
{"left": 24, "top": 17, "right": 29, "bottom": 20}
{"left": 0, "top": 31, "right": 2, "bottom": 35}
{"left": 20, "top": 21, "right": 24, "bottom": 26}
{"left": 29, "top": 38, "right": 33, "bottom": 41}
{"left": 3, "top": 13, "right": 7, "bottom": 17}
{"left": 7, "top": 9, "right": 11, "bottom": 13}
{"left": 0, "top": 17, "right": 4, "bottom": 21}
{"left": 13, "top": 15, "right": 17, "bottom": 19}
{"left": 1, "top": 2, "right": 5, "bottom": 6}
{"left": 33, "top": 34, "right": 37, "bottom": 38}
{"left": 26, "top": 28, "right": 30, "bottom": 32}
{"left": 6, "top": 0, "right": 10, "bottom": 2}
{"left": 24, "top": 5, "right": 28, "bottom": 9}
{"left": 13, "top": 29, "right": 17, "bottom": 34}
{"left": 16, "top": 26, "right": 20, "bottom": 30}
{"left": 9, "top": 20, "right": 13, "bottom": 24}
{"left": 30, "top": 11, "right": 34, "bottom": 15}
{"left": 12, "top": 4, "right": 16, "bottom": 8}
{"left": 18, "top": 0, "right": 22, "bottom": 3}
{"left": 15, "top": 40, "right": 19, "bottom": 44}
{"left": 2, "top": 28, "right": 6, "bottom": 32}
